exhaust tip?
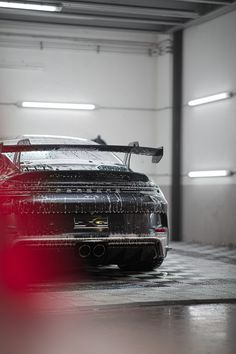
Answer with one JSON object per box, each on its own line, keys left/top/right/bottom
{"left": 93, "top": 244, "right": 106, "bottom": 258}
{"left": 79, "top": 244, "right": 91, "bottom": 258}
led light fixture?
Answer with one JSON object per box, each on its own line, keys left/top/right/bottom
{"left": 0, "top": 1, "right": 62, "bottom": 12}
{"left": 188, "top": 92, "right": 233, "bottom": 107}
{"left": 188, "top": 170, "right": 232, "bottom": 178}
{"left": 19, "top": 102, "right": 96, "bottom": 110}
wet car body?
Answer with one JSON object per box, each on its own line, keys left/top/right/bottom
{"left": 0, "top": 135, "right": 169, "bottom": 271}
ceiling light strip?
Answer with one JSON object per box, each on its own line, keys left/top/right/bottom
{"left": 188, "top": 92, "right": 233, "bottom": 106}
{"left": 19, "top": 102, "right": 96, "bottom": 110}
{"left": 0, "top": 1, "right": 62, "bottom": 12}
{"left": 188, "top": 170, "right": 232, "bottom": 178}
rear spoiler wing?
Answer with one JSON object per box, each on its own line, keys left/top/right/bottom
{"left": 0, "top": 143, "right": 163, "bottom": 166}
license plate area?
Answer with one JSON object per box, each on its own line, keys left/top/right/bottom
{"left": 73, "top": 215, "right": 109, "bottom": 232}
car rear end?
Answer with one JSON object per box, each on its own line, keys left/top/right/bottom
{"left": 0, "top": 136, "right": 169, "bottom": 271}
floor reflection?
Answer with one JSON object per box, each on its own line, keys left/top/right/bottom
{"left": 0, "top": 303, "right": 235, "bottom": 354}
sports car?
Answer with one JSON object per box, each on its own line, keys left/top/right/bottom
{"left": 0, "top": 135, "right": 169, "bottom": 272}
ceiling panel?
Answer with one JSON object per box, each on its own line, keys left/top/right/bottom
{"left": 0, "top": 0, "right": 235, "bottom": 33}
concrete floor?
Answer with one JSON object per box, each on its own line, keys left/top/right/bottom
{"left": 0, "top": 242, "right": 235, "bottom": 354}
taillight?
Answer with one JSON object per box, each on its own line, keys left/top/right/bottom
{"left": 155, "top": 227, "right": 167, "bottom": 233}
{"left": 154, "top": 227, "right": 168, "bottom": 237}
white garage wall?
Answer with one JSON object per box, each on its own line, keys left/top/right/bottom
{"left": 0, "top": 28, "right": 162, "bottom": 175}
{"left": 182, "top": 10, "right": 236, "bottom": 245}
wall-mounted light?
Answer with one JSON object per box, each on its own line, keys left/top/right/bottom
{"left": 0, "top": 1, "right": 62, "bottom": 12}
{"left": 188, "top": 170, "right": 232, "bottom": 178}
{"left": 188, "top": 92, "right": 233, "bottom": 107}
{"left": 18, "top": 102, "right": 96, "bottom": 110}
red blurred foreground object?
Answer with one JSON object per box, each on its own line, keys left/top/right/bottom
{"left": 0, "top": 242, "right": 85, "bottom": 313}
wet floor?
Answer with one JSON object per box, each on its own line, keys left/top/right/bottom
{"left": 0, "top": 303, "right": 235, "bottom": 354}
{"left": 0, "top": 242, "right": 236, "bottom": 354}
{"left": 32, "top": 242, "right": 236, "bottom": 308}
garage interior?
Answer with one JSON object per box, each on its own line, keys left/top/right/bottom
{"left": 0, "top": 1, "right": 236, "bottom": 354}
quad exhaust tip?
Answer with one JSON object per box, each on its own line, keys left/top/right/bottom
{"left": 93, "top": 244, "right": 106, "bottom": 258}
{"left": 79, "top": 244, "right": 91, "bottom": 258}
{"left": 79, "top": 244, "right": 106, "bottom": 258}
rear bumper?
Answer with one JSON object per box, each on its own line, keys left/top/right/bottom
{"left": 13, "top": 235, "right": 168, "bottom": 258}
